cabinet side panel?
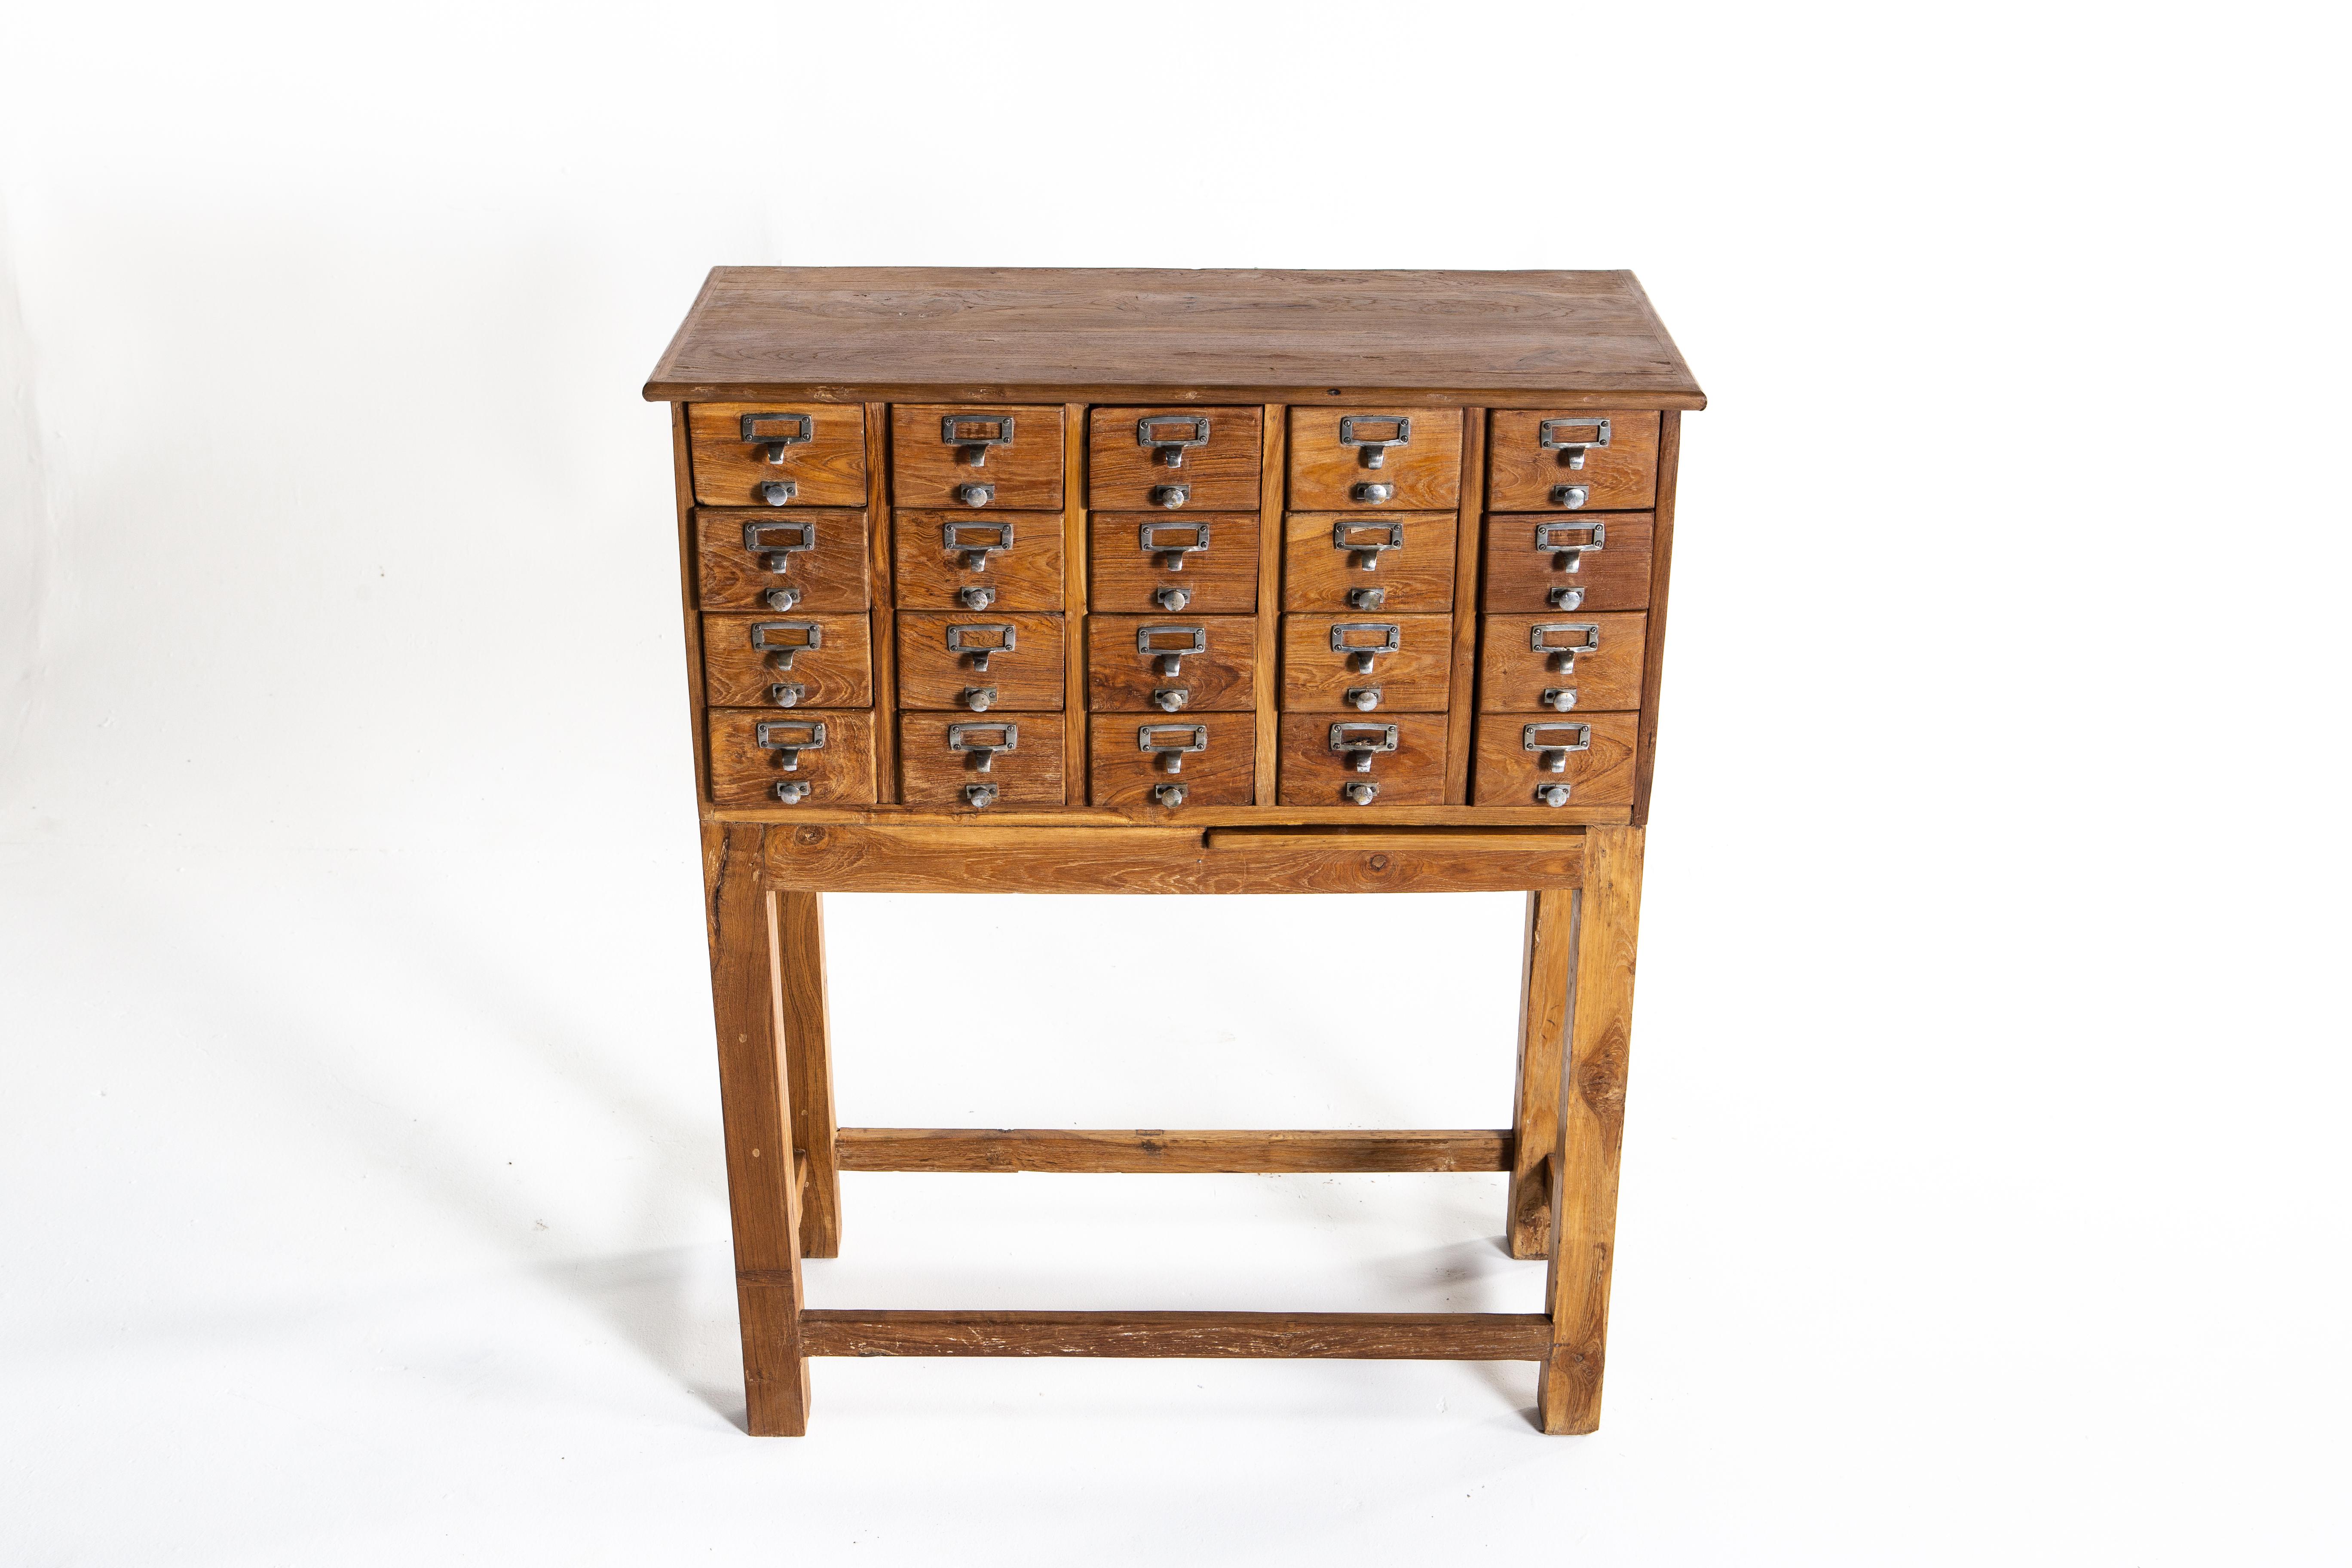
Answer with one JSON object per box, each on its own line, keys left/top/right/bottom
{"left": 1630, "top": 410, "right": 1680, "bottom": 826}
{"left": 672, "top": 402, "right": 712, "bottom": 803}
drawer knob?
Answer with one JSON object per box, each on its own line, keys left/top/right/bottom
{"left": 1138, "top": 521, "right": 1211, "bottom": 571}
{"left": 1550, "top": 484, "right": 1590, "bottom": 509}
{"left": 1327, "top": 722, "right": 1399, "bottom": 774}
{"left": 1529, "top": 621, "right": 1599, "bottom": 675}
{"left": 768, "top": 682, "right": 806, "bottom": 708}
{"left": 743, "top": 520, "right": 816, "bottom": 572}
{"left": 1338, "top": 414, "right": 1411, "bottom": 470}
{"left": 947, "top": 720, "right": 1018, "bottom": 774}
{"left": 963, "top": 782, "right": 999, "bottom": 808}
{"left": 1345, "top": 686, "right": 1382, "bottom": 711}
{"left": 763, "top": 585, "right": 803, "bottom": 612}
{"left": 960, "top": 686, "right": 996, "bottom": 713}
{"left": 1138, "top": 622, "right": 1207, "bottom": 679}
{"left": 955, "top": 482, "right": 996, "bottom": 508}
{"left": 1152, "top": 687, "right": 1190, "bottom": 712}
{"left": 1346, "top": 586, "right": 1386, "bottom": 611}
{"left": 759, "top": 480, "right": 799, "bottom": 506}
{"left": 1535, "top": 783, "right": 1572, "bottom": 808}
{"left": 941, "top": 413, "right": 1016, "bottom": 468}
{"left": 1332, "top": 519, "right": 1404, "bottom": 571}
{"left": 1137, "top": 415, "right": 1210, "bottom": 469}
{"left": 941, "top": 520, "right": 1014, "bottom": 571}
{"left": 1542, "top": 687, "right": 1579, "bottom": 712}
{"left": 958, "top": 585, "right": 998, "bottom": 609}
{"left": 1152, "top": 783, "right": 1188, "bottom": 808}
{"left": 751, "top": 619, "right": 823, "bottom": 672}
{"left": 775, "top": 781, "right": 813, "bottom": 805}
{"left": 1138, "top": 723, "right": 1209, "bottom": 775}
{"left": 1151, "top": 483, "right": 1190, "bottom": 509}
{"left": 1534, "top": 521, "right": 1606, "bottom": 573}
{"left": 1522, "top": 721, "right": 1592, "bottom": 776}
{"left": 1153, "top": 586, "right": 1192, "bottom": 611}
{"left": 945, "top": 622, "right": 1016, "bottom": 674}
{"left": 1537, "top": 417, "right": 1612, "bottom": 472}
{"left": 1351, "top": 481, "right": 1396, "bottom": 505}
{"left": 1547, "top": 585, "right": 1586, "bottom": 611}
{"left": 1342, "top": 781, "right": 1380, "bottom": 805}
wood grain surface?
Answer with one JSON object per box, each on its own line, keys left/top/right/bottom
{"left": 695, "top": 508, "right": 873, "bottom": 613}
{"left": 799, "top": 1310, "right": 1554, "bottom": 1360}
{"left": 700, "top": 612, "right": 875, "bottom": 708}
{"left": 1476, "top": 612, "right": 1649, "bottom": 712}
{"left": 1087, "top": 714, "right": 1256, "bottom": 808}
{"left": 1480, "top": 512, "right": 1654, "bottom": 614}
{"left": 1633, "top": 412, "right": 1682, "bottom": 827}
{"left": 836, "top": 1127, "right": 1510, "bottom": 1173}
{"left": 705, "top": 709, "right": 879, "bottom": 808}
{"left": 1255, "top": 408, "right": 1285, "bottom": 804}
{"left": 1087, "top": 405, "right": 1262, "bottom": 510}
{"left": 894, "top": 610, "right": 1067, "bottom": 711}
{"left": 1085, "top": 614, "right": 1258, "bottom": 712}
{"left": 889, "top": 404, "right": 1064, "bottom": 509}
{"left": 1508, "top": 890, "right": 1574, "bottom": 1259}
{"left": 1275, "top": 713, "right": 1448, "bottom": 807}
{"left": 890, "top": 508, "right": 1065, "bottom": 611}
{"left": 896, "top": 714, "right": 1067, "bottom": 808}
{"left": 1280, "top": 613, "right": 1455, "bottom": 712}
{"left": 1281, "top": 511, "right": 1457, "bottom": 612}
{"left": 1470, "top": 712, "right": 1640, "bottom": 808}
{"left": 773, "top": 892, "right": 839, "bottom": 1259}
{"left": 1485, "top": 409, "right": 1660, "bottom": 512}
{"left": 687, "top": 401, "right": 868, "bottom": 508}
{"left": 1087, "top": 511, "right": 1260, "bottom": 615}
{"left": 1287, "top": 407, "right": 1463, "bottom": 511}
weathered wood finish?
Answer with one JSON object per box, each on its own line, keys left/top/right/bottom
{"left": 1276, "top": 714, "right": 1448, "bottom": 807}
{"left": 705, "top": 710, "right": 879, "bottom": 808}
{"left": 896, "top": 714, "right": 1068, "bottom": 809}
{"left": 891, "top": 509, "right": 1065, "bottom": 610}
{"left": 1632, "top": 412, "right": 1682, "bottom": 827}
{"left": 889, "top": 404, "right": 1064, "bottom": 510}
{"left": 1481, "top": 512, "right": 1654, "bottom": 614}
{"left": 1087, "top": 714, "right": 1257, "bottom": 808}
{"left": 774, "top": 892, "right": 840, "bottom": 1259}
{"left": 800, "top": 1310, "right": 1553, "bottom": 1360}
{"left": 1287, "top": 407, "right": 1464, "bottom": 511}
{"left": 700, "top": 612, "right": 875, "bottom": 709}
{"left": 1280, "top": 613, "right": 1455, "bottom": 713}
{"left": 1508, "top": 890, "right": 1574, "bottom": 1259}
{"left": 1476, "top": 612, "right": 1649, "bottom": 713}
{"left": 695, "top": 509, "right": 874, "bottom": 612}
{"left": 1086, "top": 614, "right": 1258, "bottom": 712}
{"left": 894, "top": 610, "right": 1067, "bottom": 711}
{"left": 1470, "top": 713, "right": 1640, "bottom": 808}
{"left": 1282, "top": 511, "right": 1457, "bottom": 612}
{"left": 1485, "top": 409, "right": 1660, "bottom": 512}
{"left": 1088, "top": 405, "right": 1263, "bottom": 510}
{"left": 1088, "top": 511, "right": 1260, "bottom": 614}
{"left": 687, "top": 401, "right": 868, "bottom": 509}
{"left": 836, "top": 1127, "right": 1511, "bottom": 1173}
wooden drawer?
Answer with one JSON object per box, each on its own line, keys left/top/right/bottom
{"left": 1481, "top": 513, "right": 1652, "bottom": 613}
{"left": 1286, "top": 408, "right": 1461, "bottom": 511}
{"left": 893, "top": 511, "right": 1064, "bottom": 611}
{"left": 1477, "top": 613, "right": 1646, "bottom": 712}
{"left": 687, "top": 403, "right": 867, "bottom": 509}
{"left": 701, "top": 612, "right": 874, "bottom": 709}
{"left": 706, "top": 709, "right": 878, "bottom": 807}
{"left": 1277, "top": 714, "right": 1446, "bottom": 807}
{"left": 1283, "top": 511, "right": 1455, "bottom": 613}
{"left": 891, "top": 405, "right": 1063, "bottom": 510}
{"left": 1471, "top": 713, "right": 1638, "bottom": 808}
{"left": 1280, "top": 613, "right": 1453, "bottom": 713}
{"left": 899, "top": 714, "right": 1066, "bottom": 809}
{"left": 1485, "top": 410, "right": 1659, "bottom": 512}
{"left": 895, "top": 610, "right": 1066, "bottom": 712}
{"left": 1089, "top": 512, "right": 1258, "bottom": 614}
{"left": 1087, "top": 614, "right": 1256, "bottom": 713}
{"left": 695, "top": 509, "right": 873, "bottom": 613}
{"left": 1087, "top": 406, "right": 1263, "bottom": 511}
{"left": 1089, "top": 715, "right": 1256, "bottom": 808}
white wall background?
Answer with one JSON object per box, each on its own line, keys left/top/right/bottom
{"left": 3, "top": 2, "right": 2345, "bottom": 1563}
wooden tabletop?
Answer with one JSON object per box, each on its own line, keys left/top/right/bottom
{"left": 644, "top": 268, "right": 1704, "bottom": 409}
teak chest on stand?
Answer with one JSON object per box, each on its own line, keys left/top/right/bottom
{"left": 643, "top": 267, "right": 1704, "bottom": 1434}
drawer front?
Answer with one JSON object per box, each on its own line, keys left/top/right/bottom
{"left": 701, "top": 612, "right": 875, "bottom": 709}
{"left": 891, "top": 405, "right": 1064, "bottom": 510}
{"left": 688, "top": 403, "right": 868, "bottom": 509}
{"left": 893, "top": 510, "right": 1065, "bottom": 611}
{"left": 899, "top": 714, "right": 1066, "bottom": 809}
{"left": 895, "top": 610, "right": 1066, "bottom": 711}
{"left": 1283, "top": 511, "right": 1456, "bottom": 613}
{"left": 1087, "top": 615, "right": 1257, "bottom": 713}
{"left": 1089, "top": 715, "right": 1257, "bottom": 808}
{"left": 695, "top": 509, "right": 873, "bottom": 613}
{"left": 1485, "top": 410, "right": 1659, "bottom": 512}
{"left": 1471, "top": 714, "right": 1639, "bottom": 808}
{"left": 1089, "top": 512, "right": 1259, "bottom": 615}
{"left": 1287, "top": 408, "right": 1462, "bottom": 511}
{"left": 1087, "top": 406, "right": 1264, "bottom": 511}
{"left": 706, "top": 709, "right": 878, "bottom": 807}
{"left": 1480, "top": 513, "right": 1653, "bottom": 614}
{"left": 1277, "top": 714, "right": 1446, "bottom": 807}
{"left": 1476, "top": 612, "right": 1647, "bottom": 713}
{"left": 1280, "top": 613, "right": 1454, "bottom": 713}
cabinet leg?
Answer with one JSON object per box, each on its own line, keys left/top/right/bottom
{"left": 1538, "top": 826, "right": 1645, "bottom": 1435}
{"left": 1507, "top": 890, "right": 1576, "bottom": 1260}
{"left": 775, "top": 891, "right": 842, "bottom": 1259}
{"left": 704, "top": 823, "right": 810, "bottom": 1436}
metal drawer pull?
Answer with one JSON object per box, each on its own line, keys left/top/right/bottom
{"left": 941, "top": 413, "right": 1015, "bottom": 467}
{"left": 1534, "top": 520, "right": 1606, "bottom": 572}
{"left": 1550, "top": 484, "right": 1590, "bottom": 509}
{"left": 963, "top": 782, "right": 998, "bottom": 808}
{"left": 1137, "top": 623, "right": 1207, "bottom": 677}
{"left": 742, "top": 519, "right": 816, "bottom": 572}
{"left": 1345, "top": 686, "right": 1383, "bottom": 711}
{"left": 1541, "top": 687, "right": 1578, "bottom": 712}
{"left": 1152, "top": 783, "right": 1188, "bottom": 808}
{"left": 750, "top": 619, "right": 823, "bottom": 671}
{"left": 1347, "top": 586, "right": 1385, "bottom": 611}
{"left": 942, "top": 520, "right": 1014, "bottom": 570}
{"left": 1138, "top": 723, "right": 1209, "bottom": 775}
{"left": 1151, "top": 483, "right": 1190, "bottom": 508}
{"left": 1152, "top": 687, "right": 1190, "bottom": 712}
{"left": 763, "top": 586, "right": 803, "bottom": 612}
{"left": 955, "top": 482, "right": 996, "bottom": 508}
{"left": 1136, "top": 415, "right": 1210, "bottom": 468}
{"left": 1547, "top": 586, "right": 1586, "bottom": 611}
{"left": 1529, "top": 621, "right": 1599, "bottom": 674}
{"left": 1329, "top": 620, "right": 1401, "bottom": 674}
{"left": 960, "top": 686, "right": 996, "bottom": 713}
{"left": 1337, "top": 414, "right": 1411, "bottom": 469}
{"left": 945, "top": 622, "right": 1015, "bottom": 673}
{"left": 1522, "top": 721, "right": 1592, "bottom": 777}
{"left": 768, "top": 682, "right": 806, "bottom": 708}
{"left": 1332, "top": 519, "right": 1404, "bottom": 572}
{"left": 755, "top": 719, "right": 828, "bottom": 775}
{"left": 958, "top": 585, "right": 998, "bottom": 610}
{"left": 1537, "top": 416, "right": 1612, "bottom": 471}
{"left": 775, "top": 781, "right": 813, "bottom": 805}
{"left": 947, "top": 721, "right": 1017, "bottom": 774}
{"left": 1138, "top": 521, "right": 1210, "bottom": 570}
{"left": 1352, "top": 481, "right": 1396, "bottom": 505}
{"left": 759, "top": 480, "right": 799, "bottom": 506}
{"left": 1327, "top": 722, "right": 1399, "bottom": 774}
{"left": 1343, "top": 781, "right": 1380, "bottom": 805}
{"left": 1153, "top": 586, "right": 1192, "bottom": 611}
{"left": 1535, "top": 783, "right": 1571, "bottom": 808}
{"left": 739, "top": 412, "right": 815, "bottom": 464}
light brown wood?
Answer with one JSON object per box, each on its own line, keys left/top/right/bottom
{"left": 646, "top": 269, "right": 1706, "bottom": 408}
{"left": 1286, "top": 407, "right": 1463, "bottom": 511}
{"left": 706, "top": 710, "right": 879, "bottom": 808}
{"left": 1507, "top": 890, "right": 1574, "bottom": 1259}
{"left": 763, "top": 822, "right": 1587, "bottom": 894}
{"left": 687, "top": 401, "right": 868, "bottom": 509}
{"left": 838, "top": 1127, "right": 1509, "bottom": 1173}
{"left": 1481, "top": 512, "right": 1653, "bottom": 614}
{"left": 1062, "top": 404, "right": 1089, "bottom": 800}
{"left": 799, "top": 1310, "right": 1553, "bottom": 1360}
{"left": 773, "top": 891, "right": 840, "bottom": 1259}
{"left": 1470, "top": 713, "right": 1639, "bottom": 808}
{"left": 700, "top": 612, "right": 874, "bottom": 709}
{"left": 1280, "top": 613, "right": 1455, "bottom": 713}
{"left": 1254, "top": 407, "right": 1284, "bottom": 808}
{"left": 1633, "top": 412, "right": 1681, "bottom": 827}
{"left": 1088, "top": 511, "right": 1259, "bottom": 614}
{"left": 1275, "top": 714, "right": 1448, "bottom": 807}
{"left": 1086, "top": 615, "right": 1257, "bottom": 712}
{"left": 1088, "top": 406, "right": 1262, "bottom": 510}
{"left": 1281, "top": 511, "right": 1456, "bottom": 612}
{"left": 896, "top": 714, "right": 1067, "bottom": 808}
{"left": 890, "top": 404, "right": 1064, "bottom": 509}
{"left": 1486, "top": 410, "right": 1660, "bottom": 513}
{"left": 864, "top": 403, "right": 898, "bottom": 803}
{"left": 701, "top": 822, "right": 809, "bottom": 1434}
{"left": 894, "top": 610, "right": 1066, "bottom": 712}
{"left": 694, "top": 508, "right": 873, "bottom": 613}
{"left": 723, "top": 802, "right": 1631, "bottom": 828}
{"left": 1540, "top": 824, "right": 1645, "bottom": 1434}
{"left": 671, "top": 404, "right": 712, "bottom": 801}
{"left": 891, "top": 510, "right": 1064, "bottom": 610}
{"left": 1087, "top": 714, "right": 1256, "bottom": 808}
{"left": 1476, "top": 612, "right": 1648, "bottom": 712}
{"left": 1445, "top": 408, "right": 1487, "bottom": 804}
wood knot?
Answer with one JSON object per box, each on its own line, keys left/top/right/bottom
{"left": 793, "top": 825, "right": 826, "bottom": 845}
{"left": 1367, "top": 854, "right": 1390, "bottom": 872}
